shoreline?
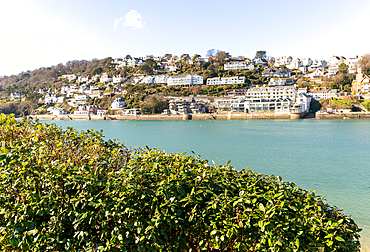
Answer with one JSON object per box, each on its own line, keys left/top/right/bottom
{"left": 28, "top": 112, "right": 370, "bottom": 121}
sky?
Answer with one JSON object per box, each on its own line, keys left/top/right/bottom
{"left": 0, "top": 0, "right": 370, "bottom": 76}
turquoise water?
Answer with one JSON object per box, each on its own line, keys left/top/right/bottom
{"left": 44, "top": 119, "right": 370, "bottom": 250}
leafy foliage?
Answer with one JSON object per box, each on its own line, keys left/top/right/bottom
{"left": 0, "top": 114, "right": 361, "bottom": 251}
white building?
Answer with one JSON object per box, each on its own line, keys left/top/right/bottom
{"left": 224, "top": 62, "right": 249, "bottom": 70}
{"left": 44, "top": 93, "right": 64, "bottom": 104}
{"left": 167, "top": 75, "right": 203, "bottom": 87}
{"left": 10, "top": 93, "right": 22, "bottom": 100}
{"left": 307, "top": 90, "right": 328, "bottom": 99}
{"left": 111, "top": 97, "right": 126, "bottom": 110}
{"left": 113, "top": 75, "right": 126, "bottom": 84}
{"left": 217, "top": 99, "right": 249, "bottom": 112}
{"left": 346, "top": 56, "right": 359, "bottom": 73}
{"left": 140, "top": 75, "right": 169, "bottom": 84}
{"left": 164, "top": 65, "right": 179, "bottom": 72}
{"left": 286, "top": 59, "right": 303, "bottom": 70}
{"left": 305, "top": 68, "right": 325, "bottom": 79}
{"left": 67, "top": 94, "right": 90, "bottom": 107}
{"left": 47, "top": 107, "right": 67, "bottom": 115}
{"left": 206, "top": 76, "right": 245, "bottom": 86}
{"left": 245, "top": 85, "right": 297, "bottom": 101}
{"left": 100, "top": 73, "right": 112, "bottom": 83}
{"left": 77, "top": 76, "right": 89, "bottom": 83}
{"left": 268, "top": 78, "right": 295, "bottom": 86}
{"left": 274, "top": 56, "right": 293, "bottom": 67}
{"left": 74, "top": 105, "right": 101, "bottom": 115}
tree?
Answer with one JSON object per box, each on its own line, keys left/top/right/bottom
{"left": 139, "top": 64, "right": 153, "bottom": 75}
{"left": 357, "top": 54, "right": 370, "bottom": 75}
{"left": 206, "top": 49, "right": 216, "bottom": 57}
{"left": 215, "top": 51, "right": 230, "bottom": 63}
{"left": 255, "top": 50, "right": 267, "bottom": 60}
{"left": 338, "top": 63, "right": 349, "bottom": 73}
{"left": 192, "top": 54, "right": 201, "bottom": 63}
{"left": 139, "top": 95, "right": 167, "bottom": 114}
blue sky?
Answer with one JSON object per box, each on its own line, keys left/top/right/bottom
{"left": 1, "top": 0, "right": 369, "bottom": 76}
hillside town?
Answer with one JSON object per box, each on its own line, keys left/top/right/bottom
{"left": 2, "top": 51, "right": 370, "bottom": 119}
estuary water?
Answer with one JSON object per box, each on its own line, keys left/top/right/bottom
{"left": 44, "top": 119, "right": 370, "bottom": 250}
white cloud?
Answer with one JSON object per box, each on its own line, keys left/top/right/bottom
{"left": 115, "top": 9, "right": 145, "bottom": 29}
{"left": 114, "top": 17, "right": 123, "bottom": 28}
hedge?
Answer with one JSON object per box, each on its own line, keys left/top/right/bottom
{"left": 0, "top": 114, "right": 361, "bottom": 251}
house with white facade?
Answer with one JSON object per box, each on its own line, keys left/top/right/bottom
{"left": 113, "top": 75, "right": 126, "bottom": 84}
{"left": 77, "top": 76, "right": 89, "bottom": 83}
{"left": 59, "top": 74, "right": 77, "bottom": 82}
{"left": 262, "top": 68, "right": 291, "bottom": 78}
{"left": 100, "top": 73, "right": 112, "bottom": 83}
{"left": 140, "top": 75, "right": 169, "bottom": 84}
{"left": 308, "top": 60, "right": 327, "bottom": 71}
{"left": 111, "top": 97, "right": 126, "bottom": 110}
{"left": 47, "top": 107, "right": 67, "bottom": 115}
{"left": 67, "top": 94, "right": 90, "bottom": 107}
{"left": 346, "top": 56, "right": 359, "bottom": 74}
{"left": 274, "top": 56, "right": 293, "bottom": 67}
{"left": 167, "top": 75, "right": 203, "bottom": 87}
{"left": 307, "top": 90, "right": 328, "bottom": 99}
{"left": 328, "top": 56, "right": 346, "bottom": 67}
{"left": 74, "top": 105, "right": 101, "bottom": 115}
{"left": 44, "top": 93, "right": 64, "bottom": 104}
{"left": 305, "top": 68, "right": 325, "bottom": 79}
{"left": 268, "top": 78, "right": 295, "bottom": 86}
{"left": 224, "top": 61, "right": 250, "bottom": 70}
{"left": 164, "top": 65, "right": 179, "bottom": 72}
{"left": 286, "top": 58, "right": 303, "bottom": 70}
{"left": 10, "top": 93, "right": 22, "bottom": 100}
{"left": 206, "top": 76, "right": 245, "bottom": 86}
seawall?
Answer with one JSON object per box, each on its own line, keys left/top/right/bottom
{"left": 29, "top": 113, "right": 297, "bottom": 121}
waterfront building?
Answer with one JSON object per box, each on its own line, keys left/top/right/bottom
{"left": 123, "top": 108, "right": 142, "bottom": 115}
{"left": 217, "top": 99, "right": 249, "bottom": 112}
{"left": 74, "top": 105, "right": 101, "bottom": 115}
{"left": 245, "top": 85, "right": 297, "bottom": 100}
{"left": 206, "top": 76, "right": 245, "bottom": 86}
{"left": 169, "top": 98, "right": 207, "bottom": 114}
{"left": 167, "top": 75, "right": 203, "bottom": 87}
{"left": 111, "top": 97, "right": 126, "bottom": 110}
{"left": 47, "top": 107, "right": 67, "bottom": 116}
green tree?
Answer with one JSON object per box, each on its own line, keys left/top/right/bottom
{"left": 338, "top": 63, "right": 349, "bottom": 73}
{"left": 255, "top": 50, "right": 267, "bottom": 59}
{"left": 139, "top": 64, "right": 153, "bottom": 75}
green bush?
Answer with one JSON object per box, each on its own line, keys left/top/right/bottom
{"left": 0, "top": 114, "right": 361, "bottom": 251}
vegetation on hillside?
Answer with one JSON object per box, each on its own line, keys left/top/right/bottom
{"left": 0, "top": 114, "right": 361, "bottom": 251}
